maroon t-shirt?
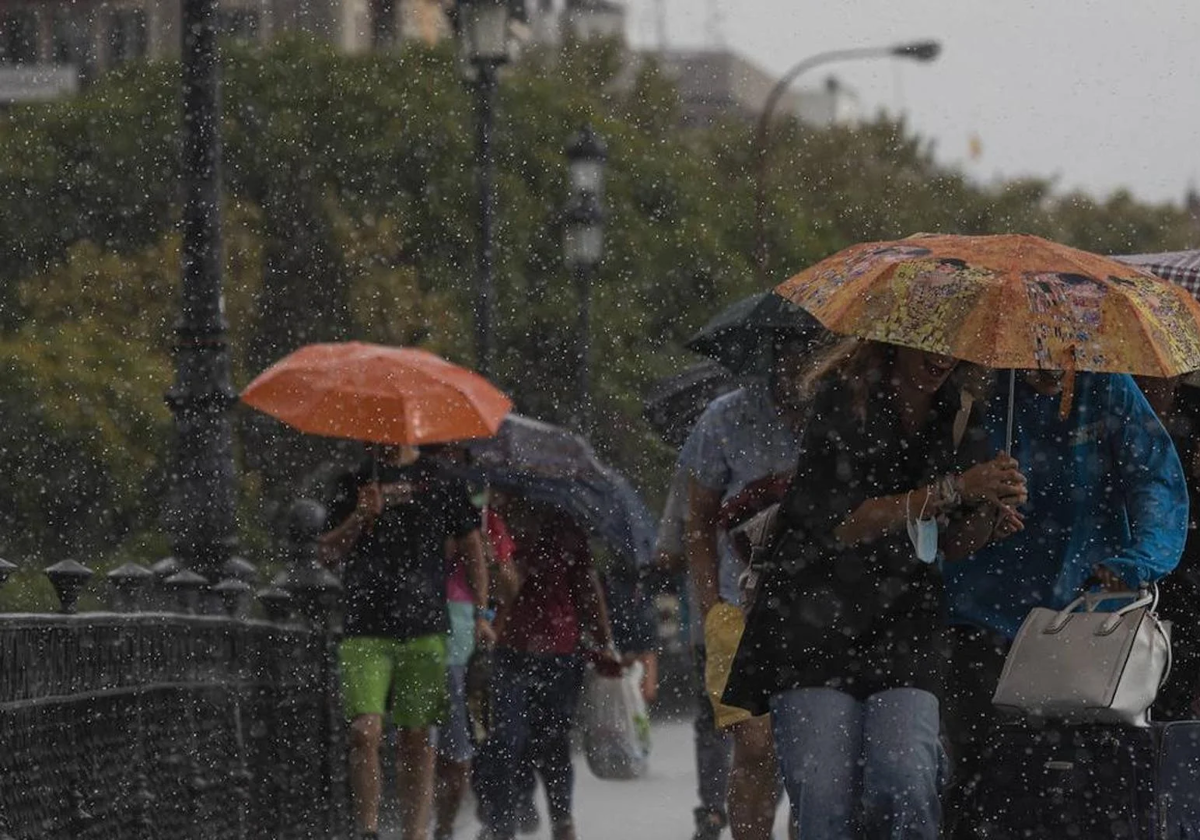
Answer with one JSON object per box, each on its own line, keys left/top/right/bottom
{"left": 501, "top": 512, "right": 591, "bottom": 655}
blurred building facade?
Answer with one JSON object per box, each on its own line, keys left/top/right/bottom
{"left": 0, "top": 0, "right": 455, "bottom": 100}
{"left": 0, "top": 0, "right": 848, "bottom": 132}
{"left": 654, "top": 48, "right": 859, "bottom": 129}
{"left": 0, "top": 0, "right": 856, "bottom": 133}
{"left": 0, "top": 0, "right": 628, "bottom": 100}
{"left": 539, "top": 0, "right": 623, "bottom": 43}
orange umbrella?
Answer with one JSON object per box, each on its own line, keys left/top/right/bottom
{"left": 240, "top": 342, "right": 512, "bottom": 445}
{"left": 774, "top": 233, "right": 1200, "bottom": 377}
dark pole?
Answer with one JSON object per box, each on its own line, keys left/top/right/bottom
{"left": 575, "top": 260, "right": 592, "bottom": 436}
{"left": 564, "top": 124, "right": 607, "bottom": 438}
{"left": 165, "top": 0, "right": 237, "bottom": 582}
{"left": 752, "top": 42, "right": 940, "bottom": 279}
{"left": 474, "top": 60, "right": 499, "bottom": 380}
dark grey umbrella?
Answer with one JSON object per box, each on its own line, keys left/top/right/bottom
{"left": 469, "top": 414, "right": 604, "bottom": 481}
{"left": 642, "top": 360, "right": 736, "bottom": 448}
{"left": 453, "top": 415, "right": 657, "bottom": 567}
{"left": 483, "top": 467, "right": 656, "bottom": 570}
{"left": 685, "top": 291, "right": 824, "bottom": 375}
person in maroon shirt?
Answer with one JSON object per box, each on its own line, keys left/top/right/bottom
{"left": 474, "top": 498, "right": 620, "bottom": 840}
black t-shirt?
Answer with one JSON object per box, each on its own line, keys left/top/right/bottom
{"left": 325, "top": 458, "right": 479, "bottom": 640}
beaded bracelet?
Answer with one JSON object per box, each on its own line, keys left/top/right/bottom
{"left": 936, "top": 474, "right": 963, "bottom": 510}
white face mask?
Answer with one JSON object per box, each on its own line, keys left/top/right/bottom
{"left": 906, "top": 491, "right": 939, "bottom": 564}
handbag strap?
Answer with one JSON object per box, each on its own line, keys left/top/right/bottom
{"left": 1048, "top": 584, "right": 1158, "bottom": 633}
{"left": 1048, "top": 584, "right": 1172, "bottom": 692}
{"left": 1099, "top": 584, "right": 1159, "bottom": 630}
{"left": 1155, "top": 615, "right": 1173, "bottom": 691}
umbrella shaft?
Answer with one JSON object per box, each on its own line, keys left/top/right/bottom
{"left": 1006, "top": 369, "right": 1016, "bottom": 455}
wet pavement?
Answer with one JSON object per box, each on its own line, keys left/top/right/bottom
{"left": 379, "top": 717, "right": 789, "bottom": 840}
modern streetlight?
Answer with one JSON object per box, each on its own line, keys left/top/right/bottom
{"left": 564, "top": 124, "right": 607, "bottom": 437}
{"left": 458, "top": 0, "right": 512, "bottom": 380}
{"left": 752, "top": 40, "right": 941, "bottom": 277}
{"left": 164, "top": 0, "right": 238, "bottom": 585}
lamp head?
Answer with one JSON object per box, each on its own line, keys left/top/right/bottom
{"left": 563, "top": 193, "right": 605, "bottom": 270}
{"left": 891, "top": 40, "right": 941, "bottom": 62}
{"left": 566, "top": 124, "right": 608, "bottom": 198}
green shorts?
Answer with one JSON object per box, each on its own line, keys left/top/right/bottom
{"left": 338, "top": 634, "right": 448, "bottom": 728}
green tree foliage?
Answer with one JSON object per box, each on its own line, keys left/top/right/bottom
{"left": 0, "top": 37, "right": 1195, "bottom": 587}
{"left": 0, "top": 209, "right": 264, "bottom": 571}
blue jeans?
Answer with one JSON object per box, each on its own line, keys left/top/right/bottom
{"left": 770, "top": 687, "right": 944, "bottom": 840}
{"left": 474, "top": 649, "right": 584, "bottom": 839}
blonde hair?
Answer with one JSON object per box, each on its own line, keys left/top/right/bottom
{"left": 801, "top": 338, "right": 893, "bottom": 422}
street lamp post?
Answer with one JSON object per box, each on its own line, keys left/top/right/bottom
{"left": 164, "top": 0, "right": 238, "bottom": 584}
{"left": 563, "top": 124, "right": 607, "bottom": 437}
{"left": 752, "top": 40, "right": 941, "bottom": 278}
{"left": 458, "top": 0, "right": 511, "bottom": 380}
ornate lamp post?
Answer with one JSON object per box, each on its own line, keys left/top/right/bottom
{"left": 165, "top": 0, "right": 238, "bottom": 584}
{"left": 752, "top": 40, "right": 941, "bottom": 277}
{"left": 458, "top": 0, "right": 512, "bottom": 380}
{"left": 563, "top": 124, "right": 607, "bottom": 437}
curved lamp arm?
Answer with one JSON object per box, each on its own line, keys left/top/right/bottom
{"left": 752, "top": 41, "right": 940, "bottom": 278}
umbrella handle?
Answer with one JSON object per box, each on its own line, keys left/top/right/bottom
{"left": 1005, "top": 369, "right": 1016, "bottom": 456}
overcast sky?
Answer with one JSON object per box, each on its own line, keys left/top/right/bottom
{"left": 621, "top": 0, "right": 1200, "bottom": 206}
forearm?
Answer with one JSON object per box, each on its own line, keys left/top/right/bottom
{"left": 316, "top": 511, "right": 367, "bottom": 566}
{"left": 466, "top": 535, "right": 490, "bottom": 610}
{"left": 639, "top": 651, "right": 659, "bottom": 702}
{"left": 685, "top": 530, "right": 721, "bottom": 616}
{"left": 493, "top": 561, "right": 521, "bottom": 607}
{"left": 640, "top": 651, "right": 658, "bottom": 680}
{"left": 833, "top": 485, "right": 937, "bottom": 547}
{"left": 685, "top": 481, "right": 724, "bottom": 616}
{"left": 942, "top": 504, "right": 998, "bottom": 562}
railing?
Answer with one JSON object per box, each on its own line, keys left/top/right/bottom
{"left": 0, "top": 501, "right": 347, "bottom": 840}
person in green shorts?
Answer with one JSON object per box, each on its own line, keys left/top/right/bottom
{"left": 320, "top": 443, "right": 494, "bottom": 840}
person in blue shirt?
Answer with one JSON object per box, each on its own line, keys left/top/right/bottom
{"left": 941, "top": 369, "right": 1188, "bottom": 839}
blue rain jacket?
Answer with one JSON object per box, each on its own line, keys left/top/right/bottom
{"left": 944, "top": 372, "right": 1187, "bottom": 639}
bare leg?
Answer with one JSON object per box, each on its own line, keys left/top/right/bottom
{"left": 434, "top": 755, "right": 470, "bottom": 838}
{"left": 727, "top": 716, "right": 779, "bottom": 840}
{"left": 397, "top": 725, "right": 436, "bottom": 840}
{"left": 348, "top": 714, "right": 384, "bottom": 835}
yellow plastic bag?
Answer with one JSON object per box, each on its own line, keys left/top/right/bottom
{"left": 703, "top": 601, "right": 754, "bottom": 729}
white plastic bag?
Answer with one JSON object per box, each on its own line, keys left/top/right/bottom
{"left": 581, "top": 661, "right": 652, "bottom": 780}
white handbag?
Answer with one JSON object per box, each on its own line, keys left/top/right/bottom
{"left": 991, "top": 586, "right": 1172, "bottom": 727}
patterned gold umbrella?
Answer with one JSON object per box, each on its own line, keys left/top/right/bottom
{"left": 774, "top": 233, "right": 1200, "bottom": 377}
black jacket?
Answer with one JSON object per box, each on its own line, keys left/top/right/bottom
{"left": 723, "top": 377, "right": 988, "bottom": 712}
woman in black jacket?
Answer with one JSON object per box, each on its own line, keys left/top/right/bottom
{"left": 723, "top": 339, "right": 1025, "bottom": 840}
